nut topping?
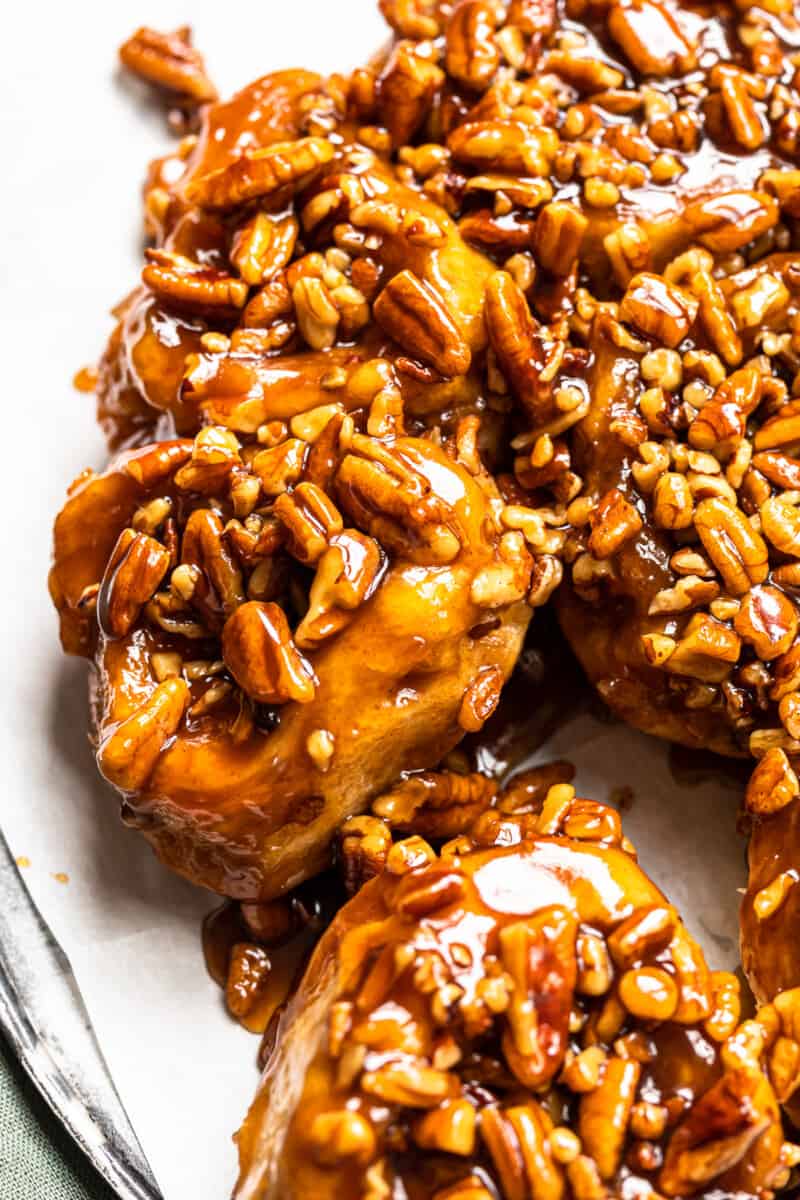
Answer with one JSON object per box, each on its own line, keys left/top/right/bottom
{"left": 222, "top": 601, "right": 317, "bottom": 705}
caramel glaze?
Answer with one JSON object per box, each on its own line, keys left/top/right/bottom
{"left": 742, "top": 798, "right": 800, "bottom": 1008}
{"left": 467, "top": 607, "right": 589, "bottom": 779}
{"left": 202, "top": 870, "right": 344, "bottom": 1038}
{"left": 560, "top": 252, "right": 800, "bottom": 757}
{"left": 51, "top": 434, "right": 533, "bottom": 899}
{"left": 233, "top": 801, "right": 795, "bottom": 1200}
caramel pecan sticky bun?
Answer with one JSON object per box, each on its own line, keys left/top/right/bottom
{"left": 234, "top": 783, "right": 800, "bottom": 1200}
{"left": 49, "top": 423, "right": 553, "bottom": 898}
{"left": 55, "top": 11, "right": 630, "bottom": 897}
{"left": 559, "top": 258, "right": 800, "bottom": 756}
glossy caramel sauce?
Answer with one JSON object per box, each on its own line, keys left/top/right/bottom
{"left": 467, "top": 608, "right": 589, "bottom": 779}
{"left": 203, "top": 871, "right": 345, "bottom": 1037}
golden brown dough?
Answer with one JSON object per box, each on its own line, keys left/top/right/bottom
{"left": 234, "top": 783, "right": 800, "bottom": 1199}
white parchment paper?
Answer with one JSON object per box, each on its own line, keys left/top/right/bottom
{"left": 0, "top": 5, "right": 750, "bottom": 1198}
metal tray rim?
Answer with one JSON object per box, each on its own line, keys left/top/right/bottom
{"left": 0, "top": 827, "right": 162, "bottom": 1200}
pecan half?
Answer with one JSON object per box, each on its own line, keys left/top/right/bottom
{"left": 445, "top": 1, "right": 500, "bottom": 92}
{"left": 119, "top": 26, "right": 217, "bottom": 102}
{"left": 185, "top": 137, "right": 335, "bottom": 211}
{"left": 607, "top": 0, "right": 696, "bottom": 78}
{"left": 98, "top": 529, "right": 171, "bottom": 639}
{"left": 336, "top": 440, "right": 461, "bottom": 564}
{"left": 746, "top": 748, "right": 800, "bottom": 815}
{"left": 274, "top": 482, "right": 344, "bottom": 565}
{"left": 659, "top": 1070, "right": 769, "bottom": 1195}
{"left": 485, "top": 270, "right": 551, "bottom": 423}
{"left": 372, "top": 771, "right": 497, "bottom": 837}
{"left": 620, "top": 272, "right": 698, "bottom": 347}
{"left": 221, "top": 601, "right": 317, "bottom": 704}
{"left": 694, "top": 497, "right": 769, "bottom": 596}
{"left": 373, "top": 270, "right": 471, "bottom": 376}
{"left": 533, "top": 202, "right": 588, "bottom": 275}
{"left": 579, "top": 1057, "right": 641, "bottom": 1179}
{"left": 683, "top": 191, "right": 779, "bottom": 254}
{"left": 500, "top": 906, "right": 577, "bottom": 1089}
{"left": 448, "top": 120, "right": 557, "bottom": 175}
{"left": 378, "top": 43, "right": 445, "bottom": 147}
{"left": 142, "top": 249, "right": 248, "bottom": 311}
{"left": 98, "top": 678, "right": 190, "bottom": 791}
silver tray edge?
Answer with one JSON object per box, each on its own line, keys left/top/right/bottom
{"left": 0, "top": 826, "right": 161, "bottom": 1200}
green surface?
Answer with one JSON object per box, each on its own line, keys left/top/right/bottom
{"left": 0, "top": 1034, "right": 114, "bottom": 1200}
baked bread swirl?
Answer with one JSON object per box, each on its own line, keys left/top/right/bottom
{"left": 50, "top": 428, "right": 538, "bottom": 898}
{"left": 234, "top": 784, "right": 800, "bottom": 1200}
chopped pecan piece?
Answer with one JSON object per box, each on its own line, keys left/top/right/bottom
{"left": 338, "top": 815, "right": 392, "bottom": 895}
{"left": 620, "top": 272, "right": 698, "bottom": 347}
{"left": 225, "top": 943, "right": 271, "bottom": 1019}
{"left": 588, "top": 488, "right": 642, "bottom": 559}
{"left": 295, "top": 529, "right": 383, "bottom": 648}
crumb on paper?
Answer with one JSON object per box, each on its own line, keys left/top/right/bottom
{"left": 52, "top": 871, "right": 70, "bottom": 884}
{"left": 610, "top": 785, "right": 635, "bottom": 811}
{"left": 15, "top": 855, "right": 30, "bottom": 868}
{"left": 72, "top": 365, "right": 98, "bottom": 393}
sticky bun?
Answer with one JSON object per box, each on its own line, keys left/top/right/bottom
{"left": 235, "top": 784, "right": 800, "bottom": 1200}
{"left": 559, "top": 262, "right": 800, "bottom": 756}
{"left": 50, "top": 428, "right": 539, "bottom": 898}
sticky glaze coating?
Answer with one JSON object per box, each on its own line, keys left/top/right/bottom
{"left": 234, "top": 786, "right": 800, "bottom": 1200}
{"left": 94, "top": 65, "right": 506, "bottom": 451}
{"left": 50, "top": 428, "right": 538, "bottom": 898}
{"left": 741, "top": 749, "right": 800, "bottom": 1007}
{"left": 740, "top": 755, "right": 800, "bottom": 1128}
